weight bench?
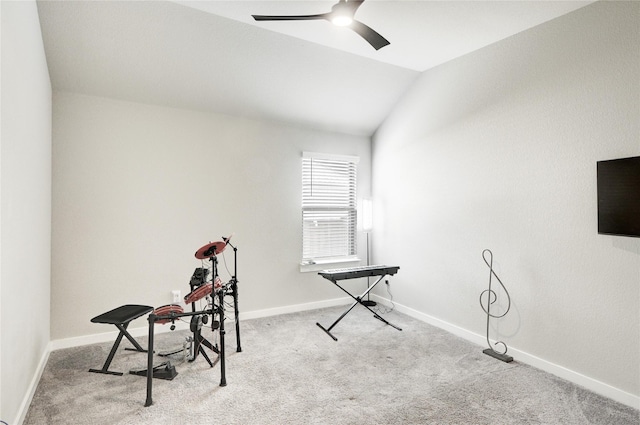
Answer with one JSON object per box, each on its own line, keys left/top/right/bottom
{"left": 89, "top": 304, "right": 154, "bottom": 376}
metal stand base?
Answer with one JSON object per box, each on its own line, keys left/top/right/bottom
{"left": 361, "top": 300, "right": 377, "bottom": 307}
{"left": 316, "top": 275, "right": 401, "bottom": 341}
{"left": 483, "top": 348, "right": 513, "bottom": 363}
{"left": 131, "top": 362, "right": 178, "bottom": 380}
{"left": 316, "top": 322, "right": 338, "bottom": 341}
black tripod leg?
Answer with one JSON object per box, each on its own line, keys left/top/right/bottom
{"left": 218, "top": 289, "right": 227, "bottom": 386}
{"left": 197, "top": 344, "right": 214, "bottom": 367}
{"left": 189, "top": 331, "right": 214, "bottom": 366}
{"left": 145, "top": 315, "right": 155, "bottom": 407}
{"left": 232, "top": 280, "right": 242, "bottom": 352}
{"left": 199, "top": 335, "right": 219, "bottom": 354}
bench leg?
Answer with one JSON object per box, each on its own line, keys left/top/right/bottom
{"left": 89, "top": 322, "right": 143, "bottom": 376}
{"left": 117, "top": 323, "right": 147, "bottom": 353}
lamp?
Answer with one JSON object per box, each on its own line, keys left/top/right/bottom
{"left": 362, "top": 198, "right": 373, "bottom": 233}
{"left": 362, "top": 198, "right": 376, "bottom": 307}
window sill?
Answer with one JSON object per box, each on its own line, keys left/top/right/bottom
{"left": 299, "top": 258, "right": 362, "bottom": 273}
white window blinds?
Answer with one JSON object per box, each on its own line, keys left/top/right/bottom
{"left": 302, "top": 153, "right": 358, "bottom": 264}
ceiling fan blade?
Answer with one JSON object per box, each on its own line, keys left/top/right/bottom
{"left": 252, "top": 1, "right": 389, "bottom": 51}
{"left": 349, "top": 20, "right": 390, "bottom": 50}
{"left": 345, "top": 0, "right": 365, "bottom": 14}
{"left": 252, "top": 13, "right": 328, "bottom": 22}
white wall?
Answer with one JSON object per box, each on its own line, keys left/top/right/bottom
{"left": 51, "top": 92, "right": 371, "bottom": 340}
{"left": 1, "top": 1, "right": 52, "bottom": 424}
{"left": 372, "top": 0, "right": 639, "bottom": 404}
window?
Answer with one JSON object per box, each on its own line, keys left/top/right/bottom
{"left": 301, "top": 152, "right": 359, "bottom": 265}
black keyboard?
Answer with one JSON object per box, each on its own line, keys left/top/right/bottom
{"left": 318, "top": 265, "right": 399, "bottom": 281}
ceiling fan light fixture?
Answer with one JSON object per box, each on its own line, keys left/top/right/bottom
{"left": 331, "top": 14, "right": 353, "bottom": 26}
{"left": 330, "top": 1, "right": 354, "bottom": 26}
{"left": 251, "top": 0, "right": 390, "bottom": 50}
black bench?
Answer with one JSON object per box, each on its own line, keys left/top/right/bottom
{"left": 89, "top": 304, "right": 154, "bottom": 376}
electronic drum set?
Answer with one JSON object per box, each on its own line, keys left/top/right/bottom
{"left": 141, "top": 235, "right": 241, "bottom": 407}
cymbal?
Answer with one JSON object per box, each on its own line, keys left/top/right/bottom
{"left": 195, "top": 241, "right": 227, "bottom": 259}
{"left": 195, "top": 234, "right": 233, "bottom": 259}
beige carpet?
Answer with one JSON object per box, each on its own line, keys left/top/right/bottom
{"left": 24, "top": 306, "right": 639, "bottom": 424}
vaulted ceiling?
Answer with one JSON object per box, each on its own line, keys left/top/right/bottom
{"left": 37, "top": 1, "right": 593, "bottom": 136}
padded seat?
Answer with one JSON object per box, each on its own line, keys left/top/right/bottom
{"left": 89, "top": 304, "right": 154, "bottom": 376}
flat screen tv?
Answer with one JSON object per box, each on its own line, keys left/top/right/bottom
{"left": 597, "top": 156, "right": 640, "bottom": 237}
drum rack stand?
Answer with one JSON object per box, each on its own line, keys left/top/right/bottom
{"left": 143, "top": 238, "right": 242, "bottom": 407}
{"left": 156, "top": 267, "right": 214, "bottom": 363}
{"left": 159, "top": 266, "right": 219, "bottom": 366}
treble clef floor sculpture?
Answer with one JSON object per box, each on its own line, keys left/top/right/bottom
{"left": 479, "top": 249, "right": 513, "bottom": 363}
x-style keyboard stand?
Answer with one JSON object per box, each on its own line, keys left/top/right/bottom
{"left": 316, "top": 265, "right": 402, "bottom": 341}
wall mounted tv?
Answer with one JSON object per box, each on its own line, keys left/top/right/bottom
{"left": 597, "top": 155, "right": 640, "bottom": 237}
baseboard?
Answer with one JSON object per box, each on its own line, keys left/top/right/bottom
{"left": 379, "top": 296, "right": 640, "bottom": 410}
{"left": 50, "top": 319, "right": 191, "bottom": 351}
{"left": 13, "top": 344, "right": 50, "bottom": 425}
{"left": 507, "top": 346, "right": 640, "bottom": 410}
{"left": 49, "top": 297, "right": 351, "bottom": 352}
{"left": 239, "top": 297, "right": 350, "bottom": 321}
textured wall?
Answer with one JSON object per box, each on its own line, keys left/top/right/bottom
{"left": 1, "top": 1, "right": 52, "bottom": 423}
{"left": 373, "top": 1, "right": 639, "bottom": 400}
{"left": 51, "top": 92, "right": 371, "bottom": 340}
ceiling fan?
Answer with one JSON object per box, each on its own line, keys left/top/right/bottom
{"left": 252, "top": 0, "right": 390, "bottom": 51}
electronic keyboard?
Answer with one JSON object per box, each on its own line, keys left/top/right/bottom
{"left": 318, "top": 265, "right": 399, "bottom": 282}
